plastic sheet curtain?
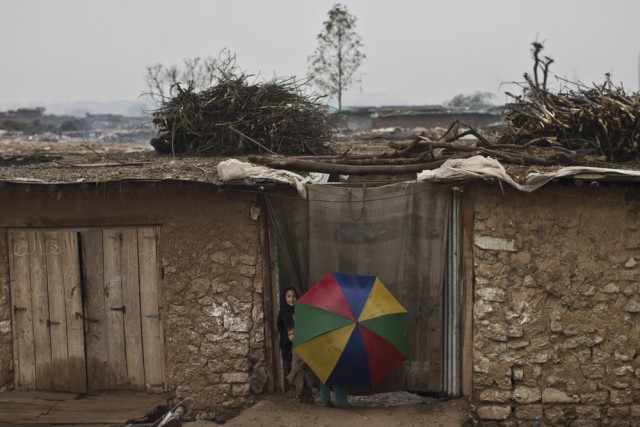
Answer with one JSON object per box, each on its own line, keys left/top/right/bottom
{"left": 265, "top": 181, "right": 451, "bottom": 391}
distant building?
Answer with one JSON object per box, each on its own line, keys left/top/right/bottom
{"left": 333, "top": 105, "right": 504, "bottom": 130}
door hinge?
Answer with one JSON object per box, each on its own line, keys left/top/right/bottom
{"left": 110, "top": 306, "right": 126, "bottom": 313}
{"left": 47, "top": 319, "right": 61, "bottom": 327}
{"left": 14, "top": 305, "right": 27, "bottom": 313}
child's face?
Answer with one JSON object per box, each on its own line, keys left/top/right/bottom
{"left": 285, "top": 289, "right": 297, "bottom": 306}
{"left": 287, "top": 328, "right": 294, "bottom": 342}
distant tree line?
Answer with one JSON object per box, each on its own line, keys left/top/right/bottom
{"left": 445, "top": 91, "right": 495, "bottom": 108}
{"left": 0, "top": 115, "right": 90, "bottom": 135}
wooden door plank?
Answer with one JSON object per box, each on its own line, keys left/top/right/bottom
{"left": 8, "top": 230, "right": 36, "bottom": 390}
{"left": 61, "top": 232, "right": 87, "bottom": 393}
{"left": 30, "top": 231, "right": 52, "bottom": 390}
{"left": 81, "top": 229, "right": 109, "bottom": 391}
{"left": 102, "top": 229, "right": 128, "bottom": 389}
{"left": 138, "top": 227, "right": 165, "bottom": 392}
{"left": 44, "top": 231, "right": 70, "bottom": 391}
{"left": 121, "top": 228, "right": 145, "bottom": 391}
{"left": 262, "top": 215, "right": 279, "bottom": 393}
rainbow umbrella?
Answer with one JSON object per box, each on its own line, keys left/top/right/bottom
{"left": 293, "top": 272, "right": 408, "bottom": 389}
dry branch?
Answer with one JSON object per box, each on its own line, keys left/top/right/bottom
{"left": 248, "top": 156, "right": 449, "bottom": 175}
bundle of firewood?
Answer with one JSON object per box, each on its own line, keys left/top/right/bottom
{"left": 500, "top": 75, "right": 640, "bottom": 162}
{"left": 150, "top": 76, "right": 333, "bottom": 156}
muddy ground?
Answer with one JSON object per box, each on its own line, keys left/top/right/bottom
{"left": 184, "top": 392, "right": 470, "bottom": 426}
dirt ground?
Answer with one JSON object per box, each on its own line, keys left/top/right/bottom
{"left": 184, "top": 392, "right": 470, "bottom": 427}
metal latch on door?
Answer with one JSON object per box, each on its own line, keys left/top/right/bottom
{"left": 111, "top": 306, "right": 126, "bottom": 313}
{"left": 73, "top": 311, "right": 98, "bottom": 323}
{"left": 13, "top": 305, "right": 27, "bottom": 314}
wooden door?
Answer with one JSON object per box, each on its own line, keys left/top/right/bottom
{"left": 81, "top": 227, "right": 165, "bottom": 392}
{"left": 8, "top": 230, "right": 87, "bottom": 392}
{"left": 8, "top": 227, "right": 165, "bottom": 393}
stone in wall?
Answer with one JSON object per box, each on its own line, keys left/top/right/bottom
{"left": 541, "top": 388, "right": 577, "bottom": 403}
{"left": 475, "top": 286, "right": 507, "bottom": 302}
{"left": 575, "top": 405, "right": 603, "bottom": 420}
{"left": 513, "top": 385, "right": 541, "bottom": 404}
{"left": 474, "top": 235, "right": 517, "bottom": 252}
{"left": 479, "top": 389, "right": 511, "bottom": 403}
{"left": 623, "top": 299, "right": 640, "bottom": 312}
{"left": 476, "top": 404, "right": 512, "bottom": 420}
{"left": 514, "top": 404, "right": 543, "bottom": 420}
{"left": 543, "top": 406, "right": 568, "bottom": 425}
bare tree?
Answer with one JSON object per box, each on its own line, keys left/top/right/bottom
{"left": 531, "top": 41, "right": 554, "bottom": 91}
{"left": 144, "top": 55, "right": 219, "bottom": 104}
{"left": 308, "top": 3, "right": 366, "bottom": 110}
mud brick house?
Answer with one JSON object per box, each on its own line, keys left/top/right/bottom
{"left": 2, "top": 140, "right": 640, "bottom": 425}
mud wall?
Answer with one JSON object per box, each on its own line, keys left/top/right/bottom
{"left": 0, "top": 181, "right": 267, "bottom": 422}
{"left": 468, "top": 183, "right": 640, "bottom": 425}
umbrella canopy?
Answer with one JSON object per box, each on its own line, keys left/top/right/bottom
{"left": 293, "top": 272, "right": 408, "bottom": 389}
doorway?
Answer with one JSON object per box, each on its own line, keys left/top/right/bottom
{"left": 265, "top": 181, "right": 453, "bottom": 393}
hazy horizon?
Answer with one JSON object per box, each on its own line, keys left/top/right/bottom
{"left": 2, "top": 0, "right": 639, "bottom": 111}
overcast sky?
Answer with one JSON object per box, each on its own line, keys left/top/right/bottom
{"left": 1, "top": 0, "right": 639, "bottom": 109}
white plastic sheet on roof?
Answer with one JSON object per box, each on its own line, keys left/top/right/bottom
{"left": 217, "top": 158, "right": 329, "bottom": 197}
{"left": 417, "top": 155, "right": 640, "bottom": 192}
{"left": 218, "top": 156, "right": 640, "bottom": 197}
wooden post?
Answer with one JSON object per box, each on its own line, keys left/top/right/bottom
{"left": 460, "top": 189, "right": 475, "bottom": 396}
{"left": 259, "top": 197, "right": 279, "bottom": 393}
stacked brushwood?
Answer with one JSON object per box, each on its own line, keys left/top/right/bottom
{"left": 500, "top": 75, "right": 640, "bottom": 163}
{"left": 249, "top": 75, "right": 640, "bottom": 175}
{"left": 150, "top": 76, "right": 333, "bottom": 156}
